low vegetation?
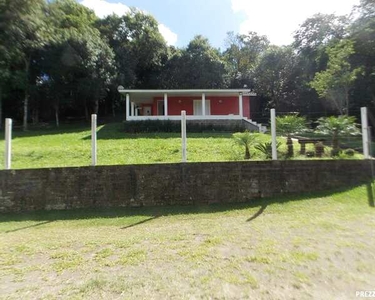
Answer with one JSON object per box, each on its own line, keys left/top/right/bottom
{"left": 0, "top": 183, "right": 374, "bottom": 298}
{"left": 0, "top": 118, "right": 364, "bottom": 169}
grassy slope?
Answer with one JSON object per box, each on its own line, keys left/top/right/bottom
{"left": 0, "top": 122, "right": 361, "bottom": 170}
{"left": 0, "top": 184, "right": 374, "bottom": 299}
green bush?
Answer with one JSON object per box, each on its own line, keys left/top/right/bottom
{"left": 254, "top": 142, "right": 281, "bottom": 159}
{"left": 123, "top": 120, "right": 244, "bottom": 133}
{"left": 232, "top": 131, "right": 256, "bottom": 159}
{"left": 343, "top": 148, "right": 356, "bottom": 156}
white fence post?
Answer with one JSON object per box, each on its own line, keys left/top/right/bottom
{"left": 271, "top": 109, "right": 277, "bottom": 160}
{"left": 91, "top": 114, "right": 97, "bottom": 166}
{"left": 361, "top": 107, "right": 370, "bottom": 159}
{"left": 5, "top": 118, "right": 12, "bottom": 170}
{"left": 181, "top": 110, "right": 187, "bottom": 162}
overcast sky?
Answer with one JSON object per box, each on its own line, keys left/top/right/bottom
{"left": 79, "top": 0, "right": 360, "bottom": 48}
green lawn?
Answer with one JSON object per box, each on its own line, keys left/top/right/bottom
{"left": 0, "top": 184, "right": 374, "bottom": 299}
{"left": 0, "top": 122, "right": 362, "bottom": 169}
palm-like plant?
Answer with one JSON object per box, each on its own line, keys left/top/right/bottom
{"left": 232, "top": 131, "right": 256, "bottom": 159}
{"left": 255, "top": 142, "right": 281, "bottom": 159}
{"left": 276, "top": 115, "right": 308, "bottom": 157}
{"left": 316, "top": 115, "right": 360, "bottom": 156}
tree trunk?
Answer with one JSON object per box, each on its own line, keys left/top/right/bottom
{"left": 55, "top": 105, "right": 59, "bottom": 127}
{"left": 23, "top": 90, "right": 29, "bottom": 131}
{"left": 0, "top": 87, "right": 2, "bottom": 129}
{"left": 286, "top": 135, "right": 294, "bottom": 157}
{"left": 84, "top": 101, "right": 89, "bottom": 121}
{"left": 345, "top": 87, "right": 349, "bottom": 116}
{"left": 94, "top": 98, "right": 99, "bottom": 115}
{"left": 244, "top": 145, "right": 250, "bottom": 159}
{"left": 32, "top": 108, "right": 39, "bottom": 125}
{"left": 331, "top": 130, "right": 340, "bottom": 156}
{"left": 112, "top": 99, "right": 116, "bottom": 117}
{"left": 23, "top": 57, "right": 30, "bottom": 131}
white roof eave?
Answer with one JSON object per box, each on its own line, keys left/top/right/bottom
{"left": 118, "top": 88, "right": 256, "bottom": 96}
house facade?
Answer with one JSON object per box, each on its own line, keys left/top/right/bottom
{"left": 118, "top": 88, "right": 265, "bottom": 131}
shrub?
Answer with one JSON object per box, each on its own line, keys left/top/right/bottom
{"left": 316, "top": 116, "right": 360, "bottom": 157}
{"left": 254, "top": 142, "right": 281, "bottom": 159}
{"left": 306, "top": 151, "right": 315, "bottom": 157}
{"left": 343, "top": 148, "right": 356, "bottom": 156}
{"left": 232, "top": 131, "right": 256, "bottom": 159}
{"left": 276, "top": 115, "right": 309, "bottom": 158}
{"left": 123, "top": 120, "right": 245, "bottom": 133}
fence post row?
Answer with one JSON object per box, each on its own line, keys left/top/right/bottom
{"left": 181, "top": 110, "right": 187, "bottom": 162}
{"left": 5, "top": 118, "right": 12, "bottom": 170}
{"left": 91, "top": 114, "right": 97, "bottom": 166}
{"left": 270, "top": 109, "right": 277, "bottom": 160}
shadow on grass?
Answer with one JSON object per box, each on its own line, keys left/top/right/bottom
{"left": 366, "top": 182, "right": 375, "bottom": 207}
{"left": 121, "top": 215, "right": 161, "bottom": 229}
{"left": 247, "top": 204, "right": 267, "bottom": 222}
{"left": 4, "top": 220, "right": 54, "bottom": 233}
{"left": 0, "top": 123, "right": 91, "bottom": 140}
{"left": 0, "top": 182, "right": 371, "bottom": 226}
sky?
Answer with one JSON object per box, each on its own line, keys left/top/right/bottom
{"left": 79, "top": 0, "right": 360, "bottom": 48}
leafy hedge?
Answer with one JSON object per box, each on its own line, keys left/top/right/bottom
{"left": 123, "top": 120, "right": 244, "bottom": 133}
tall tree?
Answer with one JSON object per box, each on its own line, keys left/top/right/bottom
{"left": 224, "top": 31, "right": 269, "bottom": 88}
{"left": 161, "top": 35, "right": 227, "bottom": 88}
{"left": 254, "top": 46, "right": 298, "bottom": 111}
{"left": 1, "top": 0, "right": 53, "bottom": 130}
{"left": 43, "top": 0, "right": 115, "bottom": 123}
{"left": 310, "top": 39, "right": 363, "bottom": 115}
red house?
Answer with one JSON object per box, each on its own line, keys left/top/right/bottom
{"left": 118, "top": 89, "right": 265, "bottom": 132}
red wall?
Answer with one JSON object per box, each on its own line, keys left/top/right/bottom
{"left": 148, "top": 96, "right": 250, "bottom": 118}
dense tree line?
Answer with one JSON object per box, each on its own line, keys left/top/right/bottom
{"left": 0, "top": 0, "right": 374, "bottom": 129}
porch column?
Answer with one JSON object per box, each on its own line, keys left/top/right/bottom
{"left": 131, "top": 102, "right": 135, "bottom": 117}
{"left": 202, "top": 93, "right": 206, "bottom": 116}
{"left": 164, "top": 93, "right": 168, "bottom": 116}
{"left": 126, "top": 94, "right": 130, "bottom": 119}
{"left": 135, "top": 106, "right": 138, "bottom": 116}
{"left": 239, "top": 93, "right": 243, "bottom": 117}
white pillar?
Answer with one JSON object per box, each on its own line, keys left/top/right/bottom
{"left": 239, "top": 93, "right": 243, "bottom": 117}
{"left": 131, "top": 102, "right": 135, "bottom": 117}
{"left": 91, "top": 114, "right": 97, "bottom": 166}
{"left": 271, "top": 109, "right": 277, "bottom": 160}
{"left": 164, "top": 93, "right": 168, "bottom": 116}
{"left": 126, "top": 94, "right": 130, "bottom": 120}
{"left": 202, "top": 93, "right": 206, "bottom": 116}
{"left": 181, "top": 110, "right": 187, "bottom": 162}
{"left": 5, "top": 118, "right": 12, "bottom": 170}
{"left": 361, "top": 107, "right": 370, "bottom": 159}
{"left": 135, "top": 106, "right": 138, "bottom": 116}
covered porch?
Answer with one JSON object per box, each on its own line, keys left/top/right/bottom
{"left": 117, "top": 88, "right": 256, "bottom": 121}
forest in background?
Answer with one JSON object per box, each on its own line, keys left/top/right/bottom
{"left": 0, "top": 0, "right": 374, "bottom": 129}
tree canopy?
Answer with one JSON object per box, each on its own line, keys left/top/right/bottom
{"left": 0, "top": 0, "right": 374, "bottom": 126}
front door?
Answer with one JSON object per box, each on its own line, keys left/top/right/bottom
{"left": 193, "top": 100, "right": 211, "bottom": 115}
{"left": 143, "top": 106, "right": 152, "bottom": 116}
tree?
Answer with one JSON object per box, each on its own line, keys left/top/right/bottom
{"left": 316, "top": 115, "right": 360, "bottom": 155}
{"left": 254, "top": 46, "right": 298, "bottom": 111}
{"left": 1, "top": 0, "right": 53, "bottom": 130}
{"left": 224, "top": 31, "right": 269, "bottom": 88}
{"left": 349, "top": 0, "right": 375, "bottom": 112}
{"left": 310, "top": 40, "right": 363, "bottom": 115}
{"left": 232, "top": 131, "right": 256, "bottom": 159}
{"left": 292, "top": 14, "right": 350, "bottom": 117}
{"left": 161, "top": 35, "right": 227, "bottom": 88}
{"left": 276, "top": 115, "right": 308, "bottom": 157}
{"left": 43, "top": 0, "right": 115, "bottom": 124}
